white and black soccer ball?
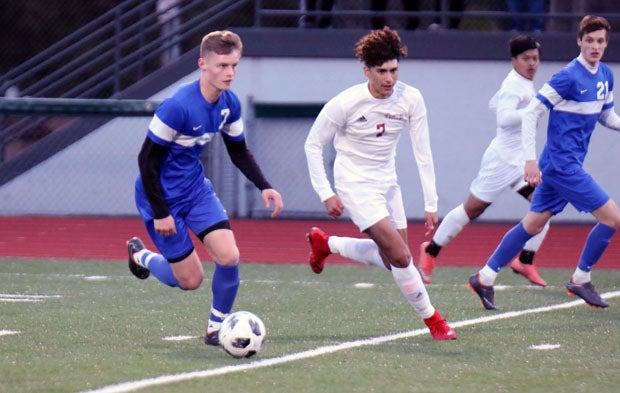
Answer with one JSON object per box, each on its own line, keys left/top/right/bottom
{"left": 218, "top": 311, "right": 266, "bottom": 358}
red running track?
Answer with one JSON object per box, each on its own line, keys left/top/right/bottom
{"left": 0, "top": 216, "right": 619, "bottom": 268}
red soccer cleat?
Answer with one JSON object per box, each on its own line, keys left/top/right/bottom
{"left": 307, "top": 227, "right": 331, "bottom": 274}
{"left": 424, "top": 310, "right": 457, "bottom": 340}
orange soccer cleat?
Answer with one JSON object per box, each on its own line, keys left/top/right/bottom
{"left": 509, "top": 258, "right": 547, "bottom": 287}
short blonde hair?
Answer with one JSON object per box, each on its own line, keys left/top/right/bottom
{"left": 200, "top": 30, "right": 243, "bottom": 58}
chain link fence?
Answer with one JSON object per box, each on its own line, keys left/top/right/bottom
{"left": 0, "top": 105, "right": 329, "bottom": 219}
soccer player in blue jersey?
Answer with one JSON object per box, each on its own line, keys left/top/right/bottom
{"left": 469, "top": 15, "right": 620, "bottom": 310}
{"left": 125, "top": 30, "right": 284, "bottom": 346}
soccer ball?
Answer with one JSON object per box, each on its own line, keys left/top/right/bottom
{"left": 218, "top": 311, "right": 266, "bottom": 358}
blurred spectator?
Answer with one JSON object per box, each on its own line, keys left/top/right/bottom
{"left": 371, "top": 0, "right": 420, "bottom": 30}
{"left": 371, "top": 1, "right": 463, "bottom": 30}
{"left": 300, "top": 0, "right": 336, "bottom": 28}
{"left": 506, "top": 0, "right": 545, "bottom": 32}
{"left": 157, "top": 0, "right": 181, "bottom": 65}
{"left": 429, "top": 0, "right": 464, "bottom": 30}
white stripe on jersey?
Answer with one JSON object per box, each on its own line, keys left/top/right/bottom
{"left": 553, "top": 99, "right": 605, "bottom": 115}
{"left": 222, "top": 117, "right": 244, "bottom": 137}
{"left": 149, "top": 115, "right": 176, "bottom": 142}
{"left": 150, "top": 114, "right": 215, "bottom": 147}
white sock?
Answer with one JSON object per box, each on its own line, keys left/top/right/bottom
{"left": 571, "top": 268, "right": 591, "bottom": 285}
{"left": 391, "top": 260, "right": 435, "bottom": 319}
{"left": 207, "top": 321, "right": 222, "bottom": 333}
{"left": 433, "top": 204, "right": 470, "bottom": 246}
{"left": 478, "top": 265, "right": 498, "bottom": 286}
{"left": 328, "top": 236, "right": 387, "bottom": 270}
{"left": 523, "top": 221, "right": 550, "bottom": 252}
{"left": 133, "top": 249, "right": 149, "bottom": 267}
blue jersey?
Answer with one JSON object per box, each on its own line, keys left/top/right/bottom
{"left": 536, "top": 58, "right": 614, "bottom": 175}
{"left": 141, "top": 80, "right": 244, "bottom": 203}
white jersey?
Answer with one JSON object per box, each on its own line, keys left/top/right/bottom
{"left": 305, "top": 80, "right": 438, "bottom": 213}
{"left": 487, "top": 69, "right": 536, "bottom": 166}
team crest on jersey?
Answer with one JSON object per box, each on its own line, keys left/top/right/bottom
{"left": 384, "top": 112, "right": 405, "bottom": 121}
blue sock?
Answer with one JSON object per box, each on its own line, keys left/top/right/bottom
{"left": 578, "top": 223, "right": 616, "bottom": 272}
{"left": 487, "top": 222, "right": 533, "bottom": 272}
{"left": 210, "top": 263, "right": 240, "bottom": 323}
{"left": 139, "top": 252, "right": 180, "bottom": 288}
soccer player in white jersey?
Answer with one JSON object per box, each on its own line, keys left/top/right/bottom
{"left": 126, "top": 31, "right": 283, "bottom": 346}
{"left": 304, "top": 27, "right": 456, "bottom": 340}
{"left": 418, "top": 35, "right": 549, "bottom": 287}
{"left": 469, "top": 15, "right": 620, "bottom": 310}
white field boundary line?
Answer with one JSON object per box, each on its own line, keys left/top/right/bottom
{"left": 78, "top": 290, "right": 620, "bottom": 393}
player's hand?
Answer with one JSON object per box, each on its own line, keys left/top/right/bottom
{"left": 524, "top": 160, "right": 541, "bottom": 187}
{"left": 262, "top": 188, "right": 284, "bottom": 218}
{"left": 424, "top": 211, "right": 438, "bottom": 236}
{"left": 154, "top": 215, "right": 177, "bottom": 237}
{"left": 324, "top": 195, "right": 344, "bottom": 219}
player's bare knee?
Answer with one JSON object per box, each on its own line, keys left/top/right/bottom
{"left": 215, "top": 249, "right": 240, "bottom": 266}
{"left": 179, "top": 274, "right": 204, "bottom": 290}
{"left": 607, "top": 218, "right": 620, "bottom": 230}
{"left": 388, "top": 250, "right": 411, "bottom": 268}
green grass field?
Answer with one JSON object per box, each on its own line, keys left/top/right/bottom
{"left": 1, "top": 258, "right": 619, "bottom": 393}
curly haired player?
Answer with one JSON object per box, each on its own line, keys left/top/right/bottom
{"left": 304, "top": 27, "right": 456, "bottom": 340}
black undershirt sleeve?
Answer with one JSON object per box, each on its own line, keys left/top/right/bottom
{"left": 137, "top": 138, "right": 170, "bottom": 219}
{"left": 223, "top": 138, "right": 272, "bottom": 191}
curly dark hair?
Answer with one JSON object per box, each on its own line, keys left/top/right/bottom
{"left": 354, "top": 26, "right": 407, "bottom": 68}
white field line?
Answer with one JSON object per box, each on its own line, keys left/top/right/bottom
{"left": 0, "top": 294, "right": 62, "bottom": 303}
{"left": 78, "top": 290, "right": 620, "bottom": 393}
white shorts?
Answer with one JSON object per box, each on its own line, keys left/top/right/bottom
{"left": 335, "top": 180, "right": 407, "bottom": 232}
{"left": 469, "top": 146, "right": 528, "bottom": 203}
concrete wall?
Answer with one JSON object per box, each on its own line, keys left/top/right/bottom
{"left": 2, "top": 56, "right": 620, "bottom": 223}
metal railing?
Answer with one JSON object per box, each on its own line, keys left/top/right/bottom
{"left": 0, "top": 0, "right": 252, "bottom": 165}
{"left": 0, "top": 0, "right": 252, "bottom": 100}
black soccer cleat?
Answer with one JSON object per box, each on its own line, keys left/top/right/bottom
{"left": 468, "top": 273, "right": 499, "bottom": 310}
{"left": 205, "top": 330, "right": 220, "bottom": 346}
{"left": 127, "top": 237, "right": 150, "bottom": 280}
{"left": 566, "top": 280, "right": 609, "bottom": 308}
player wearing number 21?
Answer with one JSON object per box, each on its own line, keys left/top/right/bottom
{"left": 304, "top": 27, "right": 456, "bottom": 340}
{"left": 469, "top": 15, "right": 620, "bottom": 310}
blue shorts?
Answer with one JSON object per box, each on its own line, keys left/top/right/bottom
{"left": 530, "top": 167, "right": 609, "bottom": 215}
{"left": 135, "top": 178, "right": 229, "bottom": 261}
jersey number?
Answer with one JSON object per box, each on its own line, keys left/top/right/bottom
{"left": 219, "top": 108, "right": 230, "bottom": 130}
{"left": 597, "top": 81, "right": 609, "bottom": 100}
{"left": 376, "top": 123, "right": 386, "bottom": 137}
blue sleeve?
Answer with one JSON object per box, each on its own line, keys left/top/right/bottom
{"left": 546, "top": 67, "right": 574, "bottom": 102}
